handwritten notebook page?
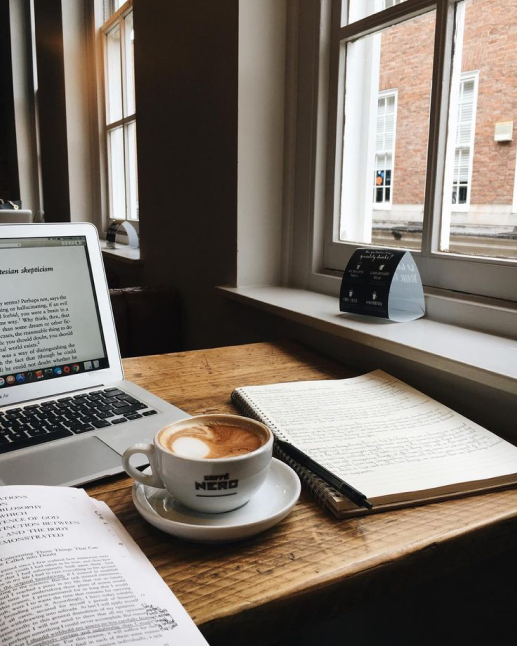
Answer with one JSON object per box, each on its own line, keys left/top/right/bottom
{"left": 235, "top": 371, "right": 517, "bottom": 500}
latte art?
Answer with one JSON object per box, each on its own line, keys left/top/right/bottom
{"left": 158, "top": 422, "right": 267, "bottom": 459}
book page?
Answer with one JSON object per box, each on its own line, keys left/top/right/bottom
{"left": 235, "top": 371, "right": 517, "bottom": 498}
{"left": 0, "top": 486, "right": 208, "bottom": 646}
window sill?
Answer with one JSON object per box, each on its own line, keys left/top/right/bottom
{"left": 100, "top": 240, "right": 143, "bottom": 265}
{"left": 216, "top": 285, "right": 517, "bottom": 396}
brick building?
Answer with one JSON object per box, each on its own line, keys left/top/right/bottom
{"left": 377, "top": 0, "right": 517, "bottom": 232}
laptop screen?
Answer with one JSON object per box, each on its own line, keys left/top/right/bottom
{"left": 0, "top": 235, "right": 109, "bottom": 390}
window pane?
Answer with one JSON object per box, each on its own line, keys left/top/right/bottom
{"left": 109, "top": 126, "right": 126, "bottom": 218}
{"left": 339, "top": 10, "right": 435, "bottom": 250}
{"left": 441, "top": 0, "right": 517, "bottom": 260}
{"left": 348, "top": 0, "right": 407, "bottom": 24}
{"left": 105, "top": 24, "right": 122, "bottom": 124}
{"left": 104, "top": 0, "right": 126, "bottom": 20}
{"left": 124, "top": 11, "right": 135, "bottom": 116}
{"left": 126, "top": 121, "right": 138, "bottom": 220}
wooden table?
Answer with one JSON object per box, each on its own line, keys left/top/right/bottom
{"left": 86, "top": 342, "right": 517, "bottom": 645}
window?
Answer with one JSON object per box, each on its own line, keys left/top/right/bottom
{"left": 104, "top": 0, "right": 126, "bottom": 19}
{"left": 101, "top": 0, "right": 138, "bottom": 222}
{"left": 351, "top": 0, "right": 407, "bottom": 20}
{"left": 374, "top": 91, "right": 397, "bottom": 207}
{"left": 308, "top": 0, "right": 517, "bottom": 302}
{"left": 451, "top": 74, "right": 477, "bottom": 208}
{"left": 337, "top": 8, "right": 434, "bottom": 250}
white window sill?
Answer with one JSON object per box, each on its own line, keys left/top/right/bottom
{"left": 100, "top": 240, "right": 142, "bottom": 264}
{"left": 217, "top": 285, "right": 517, "bottom": 396}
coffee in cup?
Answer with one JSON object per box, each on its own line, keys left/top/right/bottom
{"left": 122, "top": 414, "right": 273, "bottom": 513}
{"left": 157, "top": 420, "right": 267, "bottom": 459}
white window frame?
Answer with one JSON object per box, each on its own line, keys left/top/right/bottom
{"left": 288, "top": 0, "right": 517, "bottom": 304}
{"left": 100, "top": 0, "right": 138, "bottom": 223}
{"left": 103, "top": 0, "right": 126, "bottom": 21}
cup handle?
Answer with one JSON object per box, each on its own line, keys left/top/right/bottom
{"left": 122, "top": 443, "right": 164, "bottom": 488}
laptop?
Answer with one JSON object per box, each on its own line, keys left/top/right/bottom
{"left": 0, "top": 222, "right": 188, "bottom": 486}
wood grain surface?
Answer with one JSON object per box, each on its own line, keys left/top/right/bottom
{"left": 86, "top": 342, "right": 517, "bottom": 645}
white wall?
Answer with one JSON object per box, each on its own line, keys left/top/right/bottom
{"left": 237, "top": 0, "right": 286, "bottom": 287}
{"left": 62, "top": 0, "right": 99, "bottom": 225}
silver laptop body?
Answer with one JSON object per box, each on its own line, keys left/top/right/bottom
{"left": 0, "top": 222, "right": 187, "bottom": 486}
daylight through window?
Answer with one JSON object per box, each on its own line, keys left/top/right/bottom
{"left": 102, "top": 1, "right": 138, "bottom": 222}
{"left": 325, "top": 0, "right": 517, "bottom": 297}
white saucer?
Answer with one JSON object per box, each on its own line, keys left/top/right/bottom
{"left": 132, "top": 458, "right": 301, "bottom": 543}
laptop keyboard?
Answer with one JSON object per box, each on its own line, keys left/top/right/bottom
{"left": 0, "top": 387, "right": 158, "bottom": 455}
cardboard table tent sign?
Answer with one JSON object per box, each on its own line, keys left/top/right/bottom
{"left": 340, "top": 249, "right": 425, "bottom": 322}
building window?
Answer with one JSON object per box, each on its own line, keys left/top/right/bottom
{"left": 101, "top": 0, "right": 138, "bottom": 221}
{"left": 313, "top": 0, "right": 517, "bottom": 301}
{"left": 374, "top": 91, "right": 397, "bottom": 207}
{"left": 451, "top": 74, "right": 478, "bottom": 207}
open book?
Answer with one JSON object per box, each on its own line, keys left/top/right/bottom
{"left": 0, "top": 486, "right": 208, "bottom": 646}
{"left": 231, "top": 371, "right": 517, "bottom": 518}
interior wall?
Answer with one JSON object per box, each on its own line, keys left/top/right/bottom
{"left": 134, "top": 0, "right": 240, "bottom": 349}
{"left": 133, "top": 0, "right": 289, "bottom": 349}
{"left": 33, "top": 0, "right": 71, "bottom": 222}
{"left": 61, "top": 0, "right": 96, "bottom": 223}
{"left": 0, "top": 1, "right": 20, "bottom": 201}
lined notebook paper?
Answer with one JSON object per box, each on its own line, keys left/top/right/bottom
{"left": 232, "top": 371, "right": 517, "bottom": 518}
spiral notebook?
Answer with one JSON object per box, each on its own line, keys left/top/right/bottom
{"left": 231, "top": 371, "right": 517, "bottom": 518}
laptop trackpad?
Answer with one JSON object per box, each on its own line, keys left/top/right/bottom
{"left": 0, "top": 437, "right": 122, "bottom": 486}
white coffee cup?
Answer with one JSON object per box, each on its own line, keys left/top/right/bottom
{"left": 122, "top": 414, "right": 273, "bottom": 513}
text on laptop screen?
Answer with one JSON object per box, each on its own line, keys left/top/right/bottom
{"left": 0, "top": 236, "right": 108, "bottom": 388}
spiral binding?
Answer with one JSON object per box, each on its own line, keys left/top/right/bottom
{"left": 231, "top": 389, "right": 287, "bottom": 439}
{"left": 232, "top": 388, "right": 344, "bottom": 511}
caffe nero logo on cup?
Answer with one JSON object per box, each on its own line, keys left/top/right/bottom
{"left": 195, "top": 473, "right": 238, "bottom": 493}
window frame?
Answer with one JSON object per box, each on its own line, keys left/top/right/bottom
{"left": 290, "top": 0, "right": 517, "bottom": 304}
{"left": 103, "top": 0, "right": 126, "bottom": 22}
{"left": 100, "top": 0, "right": 138, "bottom": 223}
